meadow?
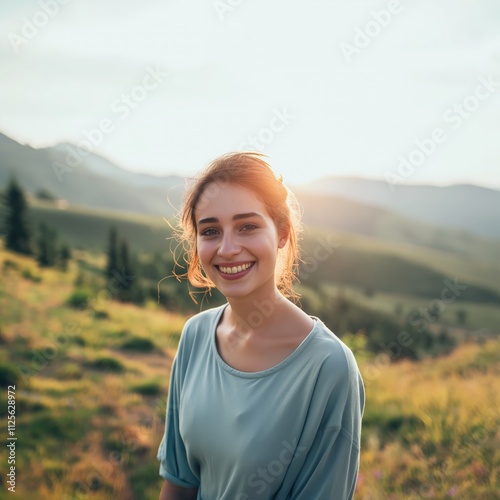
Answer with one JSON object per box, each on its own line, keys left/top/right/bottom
{"left": 0, "top": 244, "right": 498, "bottom": 499}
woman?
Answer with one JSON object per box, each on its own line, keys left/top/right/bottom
{"left": 157, "top": 152, "right": 365, "bottom": 500}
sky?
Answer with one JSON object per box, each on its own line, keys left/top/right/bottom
{"left": 0, "top": 0, "right": 499, "bottom": 188}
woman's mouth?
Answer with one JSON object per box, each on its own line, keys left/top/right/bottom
{"left": 215, "top": 262, "right": 255, "bottom": 279}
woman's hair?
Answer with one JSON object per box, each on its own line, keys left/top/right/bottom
{"left": 172, "top": 152, "right": 303, "bottom": 301}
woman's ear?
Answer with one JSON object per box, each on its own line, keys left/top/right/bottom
{"left": 278, "top": 227, "right": 289, "bottom": 249}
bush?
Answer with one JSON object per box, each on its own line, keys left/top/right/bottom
{"left": 0, "top": 362, "right": 19, "bottom": 387}
{"left": 86, "top": 356, "right": 125, "bottom": 373}
{"left": 21, "top": 409, "right": 96, "bottom": 444}
{"left": 94, "top": 309, "right": 109, "bottom": 320}
{"left": 66, "top": 289, "right": 92, "bottom": 309}
{"left": 22, "top": 268, "right": 42, "bottom": 282}
{"left": 3, "top": 259, "right": 18, "bottom": 271}
{"left": 69, "top": 336, "right": 86, "bottom": 347}
{"left": 131, "top": 381, "right": 162, "bottom": 396}
{"left": 120, "top": 336, "right": 156, "bottom": 352}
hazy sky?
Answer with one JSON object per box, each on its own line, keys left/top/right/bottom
{"left": 1, "top": 0, "right": 499, "bottom": 187}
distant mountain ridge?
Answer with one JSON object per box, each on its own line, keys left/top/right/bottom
{"left": 300, "top": 176, "right": 500, "bottom": 239}
{"left": 0, "top": 132, "right": 185, "bottom": 216}
{"left": 1, "top": 131, "right": 499, "bottom": 262}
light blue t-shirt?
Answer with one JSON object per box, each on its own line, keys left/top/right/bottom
{"left": 157, "top": 303, "right": 365, "bottom": 499}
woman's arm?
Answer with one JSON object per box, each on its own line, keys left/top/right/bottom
{"left": 159, "top": 479, "right": 198, "bottom": 500}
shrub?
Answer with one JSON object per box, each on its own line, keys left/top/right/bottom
{"left": 131, "top": 381, "right": 162, "bottom": 396}
{"left": 3, "top": 259, "right": 18, "bottom": 270}
{"left": 66, "top": 289, "right": 92, "bottom": 309}
{"left": 0, "top": 362, "right": 19, "bottom": 387}
{"left": 22, "top": 269, "right": 42, "bottom": 282}
{"left": 94, "top": 309, "right": 109, "bottom": 320}
{"left": 21, "top": 409, "right": 96, "bottom": 444}
{"left": 69, "top": 336, "right": 86, "bottom": 347}
{"left": 112, "top": 329, "right": 130, "bottom": 338}
{"left": 86, "top": 356, "right": 125, "bottom": 373}
{"left": 120, "top": 336, "right": 156, "bottom": 352}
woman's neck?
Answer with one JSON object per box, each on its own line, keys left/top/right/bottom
{"left": 224, "top": 287, "right": 288, "bottom": 339}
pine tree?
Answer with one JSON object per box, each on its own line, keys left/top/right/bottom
{"left": 58, "top": 243, "right": 71, "bottom": 272}
{"left": 37, "top": 223, "right": 58, "bottom": 267}
{"left": 2, "top": 177, "right": 32, "bottom": 254}
{"left": 456, "top": 308, "right": 467, "bottom": 326}
{"left": 106, "top": 226, "right": 118, "bottom": 280}
{"left": 117, "top": 237, "right": 135, "bottom": 302}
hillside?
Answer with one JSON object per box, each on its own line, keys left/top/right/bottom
{"left": 0, "top": 246, "right": 186, "bottom": 499}
{"left": 2, "top": 131, "right": 500, "bottom": 262}
{"left": 296, "top": 191, "right": 500, "bottom": 262}
{"left": 0, "top": 246, "right": 498, "bottom": 499}
{"left": 21, "top": 198, "right": 172, "bottom": 253}
{"left": 0, "top": 132, "right": 184, "bottom": 216}
{"left": 301, "top": 175, "right": 500, "bottom": 239}
{"left": 6, "top": 199, "right": 500, "bottom": 309}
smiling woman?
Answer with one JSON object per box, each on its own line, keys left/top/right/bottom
{"left": 176, "top": 151, "right": 302, "bottom": 303}
{"left": 157, "top": 152, "right": 365, "bottom": 500}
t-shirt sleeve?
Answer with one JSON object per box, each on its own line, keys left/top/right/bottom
{"left": 288, "top": 426, "right": 361, "bottom": 499}
{"left": 157, "top": 326, "right": 200, "bottom": 488}
{"left": 287, "top": 349, "right": 364, "bottom": 500}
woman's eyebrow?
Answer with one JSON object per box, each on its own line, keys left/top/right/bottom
{"left": 197, "top": 212, "right": 264, "bottom": 225}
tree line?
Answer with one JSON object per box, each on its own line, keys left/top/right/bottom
{"left": 1, "top": 177, "right": 71, "bottom": 270}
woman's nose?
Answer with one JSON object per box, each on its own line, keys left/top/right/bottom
{"left": 217, "top": 232, "right": 241, "bottom": 257}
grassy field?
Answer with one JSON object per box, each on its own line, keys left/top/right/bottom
{"left": 357, "top": 339, "right": 500, "bottom": 499}
{"left": 0, "top": 246, "right": 498, "bottom": 499}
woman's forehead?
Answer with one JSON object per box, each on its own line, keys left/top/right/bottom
{"left": 195, "top": 182, "right": 268, "bottom": 217}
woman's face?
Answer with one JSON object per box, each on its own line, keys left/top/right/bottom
{"left": 194, "top": 182, "right": 286, "bottom": 300}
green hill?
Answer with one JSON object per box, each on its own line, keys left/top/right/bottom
{"left": 6, "top": 198, "right": 499, "bottom": 306}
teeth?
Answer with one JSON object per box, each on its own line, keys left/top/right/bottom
{"left": 219, "top": 262, "right": 252, "bottom": 274}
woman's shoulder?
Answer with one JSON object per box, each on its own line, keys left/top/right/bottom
{"left": 173, "top": 304, "right": 226, "bottom": 367}
{"left": 308, "top": 317, "right": 361, "bottom": 378}
{"left": 183, "top": 303, "right": 227, "bottom": 330}
{"left": 307, "top": 318, "right": 365, "bottom": 417}
{"left": 177, "top": 303, "right": 226, "bottom": 346}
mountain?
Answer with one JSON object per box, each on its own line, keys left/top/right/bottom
{"left": 1, "top": 131, "right": 499, "bottom": 262}
{"left": 293, "top": 191, "right": 500, "bottom": 262}
{"left": 0, "top": 132, "right": 184, "bottom": 216}
{"left": 299, "top": 176, "right": 500, "bottom": 239}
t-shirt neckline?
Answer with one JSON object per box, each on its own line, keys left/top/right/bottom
{"left": 211, "top": 302, "right": 319, "bottom": 379}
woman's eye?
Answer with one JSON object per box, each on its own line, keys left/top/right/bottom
{"left": 241, "top": 224, "right": 257, "bottom": 231}
{"left": 200, "top": 228, "right": 218, "bottom": 236}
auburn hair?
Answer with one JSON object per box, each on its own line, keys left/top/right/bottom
{"left": 173, "top": 152, "right": 303, "bottom": 302}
